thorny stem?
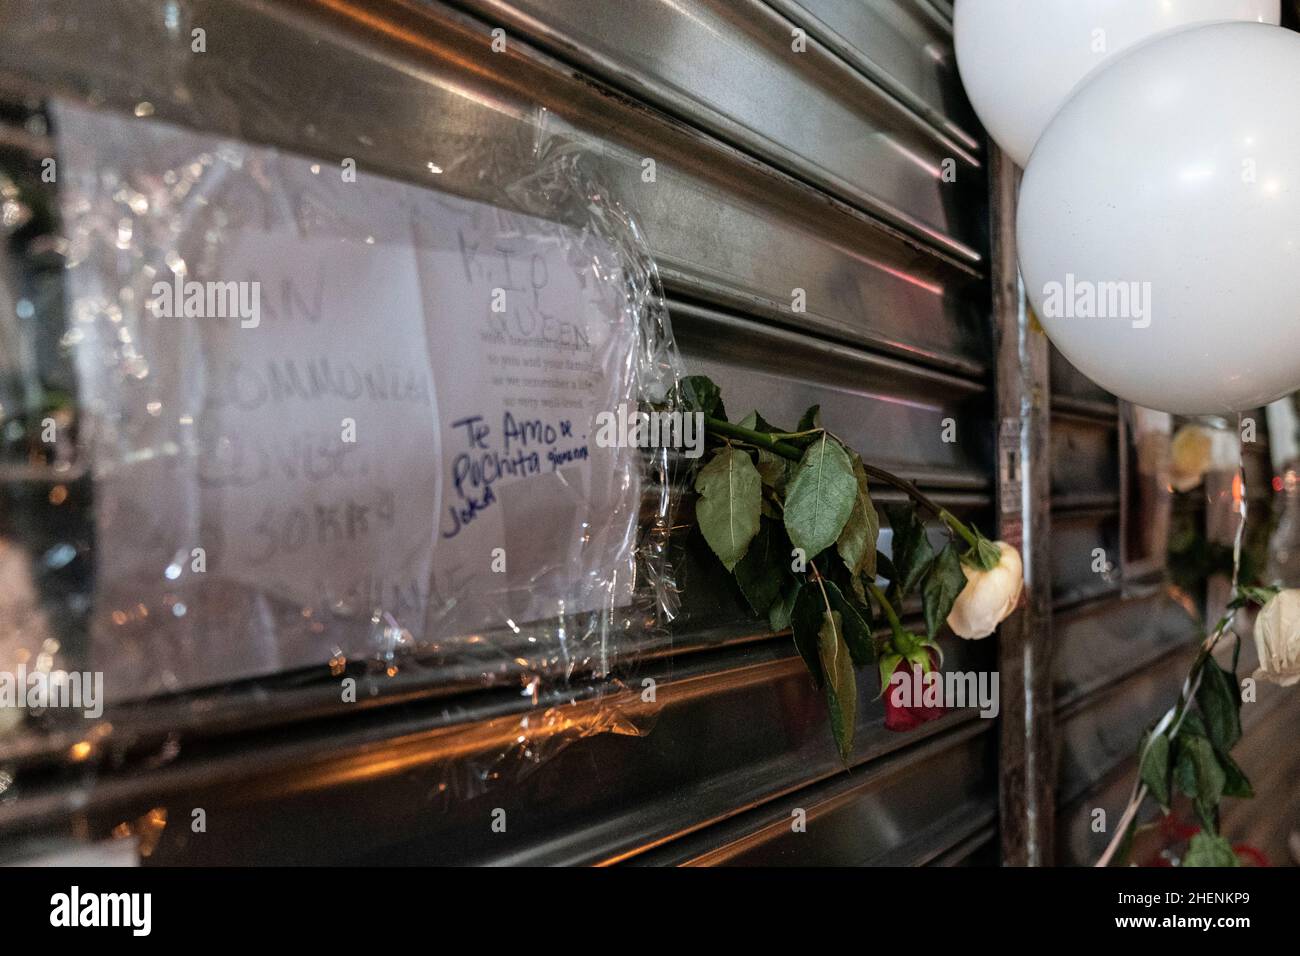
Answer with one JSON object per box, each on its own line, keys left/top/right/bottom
{"left": 1095, "top": 446, "right": 1249, "bottom": 868}
{"left": 704, "top": 416, "right": 980, "bottom": 549}
{"left": 1094, "top": 609, "right": 1238, "bottom": 868}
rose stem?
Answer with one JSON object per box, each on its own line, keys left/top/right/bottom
{"left": 704, "top": 416, "right": 980, "bottom": 549}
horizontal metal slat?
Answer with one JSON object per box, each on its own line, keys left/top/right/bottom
{"left": 671, "top": 300, "right": 993, "bottom": 488}
{"left": 766, "top": 0, "right": 980, "bottom": 150}
{"left": 0, "top": 634, "right": 997, "bottom": 864}
{"left": 0, "top": 0, "right": 991, "bottom": 377}
{"left": 629, "top": 721, "right": 997, "bottom": 866}
{"left": 1050, "top": 413, "right": 1119, "bottom": 502}
{"left": 1051, "top": 591, "right": 1198, "bottom": 710}
{"left": 1050, "top": 346, "right": 1118, "bottom": 411}
{"left": 1050, "top": 509, "right": 1121, "bottom": 608}
{"left": 1054, "top": 645, "right": 1188, "bottom": 810}
{"left": 926, "top": 0, "right": 953, "bottom": 21}
{"left": 454, "top": 0, "right": 987, "bottom": 263}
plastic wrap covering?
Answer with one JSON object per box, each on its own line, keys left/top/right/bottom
{"left": 0, "top": 88, "right": 684, "bottom": 806}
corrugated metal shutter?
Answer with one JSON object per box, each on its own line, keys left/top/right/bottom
{"left": 0, "top": 0, "right": 1009, "bottom": 865}
{"left": 27, "top": 0, "right": 1299, "bottom": 869}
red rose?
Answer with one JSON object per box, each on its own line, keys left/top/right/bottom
{"left": 883, "top": 650, "right": 946, "bottom": 732}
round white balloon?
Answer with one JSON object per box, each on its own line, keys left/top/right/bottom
{"left": 1018, "top": 22, "right": 1300, "bottom": 415}
{"left": 954, "top": 0, "right": 1280, "bottom": 167}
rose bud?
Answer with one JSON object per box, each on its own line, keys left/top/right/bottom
{"left": 946, "top": 541, "right": 1024, "bottom": 640}
{"left": 883, "top": 649, "right": 945, "bottom": 732}
{"left": 1253, "top": 589, "right": 1300, "bottom": 687}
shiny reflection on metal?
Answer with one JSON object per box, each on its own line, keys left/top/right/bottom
{"left": 1053, "top": 593, "right": 1197, "bottom": 715}
{"left": 0, "top": 0, "right": 990, "bottom": 376}
{"left": 671, "top": 300, "right": 993, "bottom": 490}
{"left": 632, "top": 720, "right": 995, "bottom": 866}
{"left": 1055, "top": 647, "right": 1187, "bottom": 808}
{"left": 923, "top": 0, "right": 953, "bottom": 22}
{"left": 0, "top": 0, "right": 1007, "bottom": 866}
{"left": 453, "top": 0, "right": 986, "bottom": 263}
{"left": 765, "top": 0, "right": 980, "bottom": 151}
{"left": 0, "top": 636, "right": 995, "bottom": 865}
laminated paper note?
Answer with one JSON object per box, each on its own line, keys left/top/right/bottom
{"left": 55, "top": 103, "right": 641, "bottom": 698}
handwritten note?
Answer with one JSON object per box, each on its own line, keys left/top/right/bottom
{"left": 57, "top": 103, "right": 640, "bottom": 698}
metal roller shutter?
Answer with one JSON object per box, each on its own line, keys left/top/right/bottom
{"left": 21, "top": 0, "right": 1296, "bottom": 870}
{"left": 0, "top": 0, "right": 1009, "bottom": 865}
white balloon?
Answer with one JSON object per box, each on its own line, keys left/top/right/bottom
{"left": 1018, "top": 22, "right": 1300, "bottom": 416}
{"left": 954, "top": 0, "right": 1280, "bottom": 167}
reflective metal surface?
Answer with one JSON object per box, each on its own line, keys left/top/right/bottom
{"left": 0, "top": 0, "right": 1006, "bottom": 865}
{"left": 768, "top": 0, "right": 979, "bottom": 150}
{"left": 632, "top": 721, "right": 997, "bottom": 866}
{"left": 454, "top": 0, "right": 987, "bottom": 263}
{"left": 0, "top": 0, "right": 991, "bottom": 376}
{"left": 672, "top": 301, "right": 991, "bottom": 488}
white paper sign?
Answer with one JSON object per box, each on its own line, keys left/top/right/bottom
{"left": 56, "top": 104, "right": 641, "bottom": 698}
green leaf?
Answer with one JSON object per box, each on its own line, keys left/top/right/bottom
{"left": 797, "top": 405, "right": 822, "bottom": 432}
{"left": 1180, "top": 711, "right": 1208, "bottom": 737}
{"left": 776, "top": 405, "right": 823, "bottom": 449}
{"left": 818, "top": 609, "right": 857, "bottom": 763}
{"left": 963, "top": 527, "right": 1002, "bottom": 572}
{"left": 734, "top": 519, "right": 789, "bottom": 615}
{"left": 921, "top": 541, "right": 965, "bottom": 638}
{"left": 821, "top": 579, "right": 874, "bottom": 667}
{"left": 1139, "top": 732, "right": 1172, "bottom": 809}
{"left": 836, "top": 453, "right": 880, "bottom": 580}
{"left": 1182, "top": 832, "right": 1239, "bottom": 868}
{"left": 738, "top": 410, "right": 784, "bottom": 434}
{"left": 694, "top": 448, "right": 762, "bottom": 571}
{"left": 1174, "top": 735, "right": 1226, "bottom": 828}
{"left": 769, "top": 578, "right": 800, "bottom": 634}
{"left": 1232, "top": 585, "right": 1280, "bottom": 609}
{"left": 848, "top": 570, "right": 869, "bottom": 606}
{"left": 755, "top": 448, "right": 791, "bottom": 492}
{"left": 783, "top": 434, "right": 857, "bottom": 559}
{"left": 676, "top": 375, "right": 726, "bottom": 421}
{"left": 877, "top": 652, "right": 902, "bottom": 700}
{"left": 1219, "top": 749, "right": 1254, "bottom": 799}
{"left": 883, "top": 503, "right": 935, "bottom": 599}
{"left": 1196, "top": 660, "right": 1242, "bottom": 753}
{"left": 791, "top": 583, "right": 827, "bottom": 689}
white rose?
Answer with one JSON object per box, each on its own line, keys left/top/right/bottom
{"left": 946, "top": 541, "right": 1024, "bottom": 640}
{"left": 1253, "top": 589, "right": 1300, "bottom": 687}
{"left": 1170, "top": 425, "right": 1214, "bottom": 492}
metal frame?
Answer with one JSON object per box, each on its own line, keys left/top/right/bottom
{"left": 989, "top": 147, "right": 1055, "bottom": 866}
